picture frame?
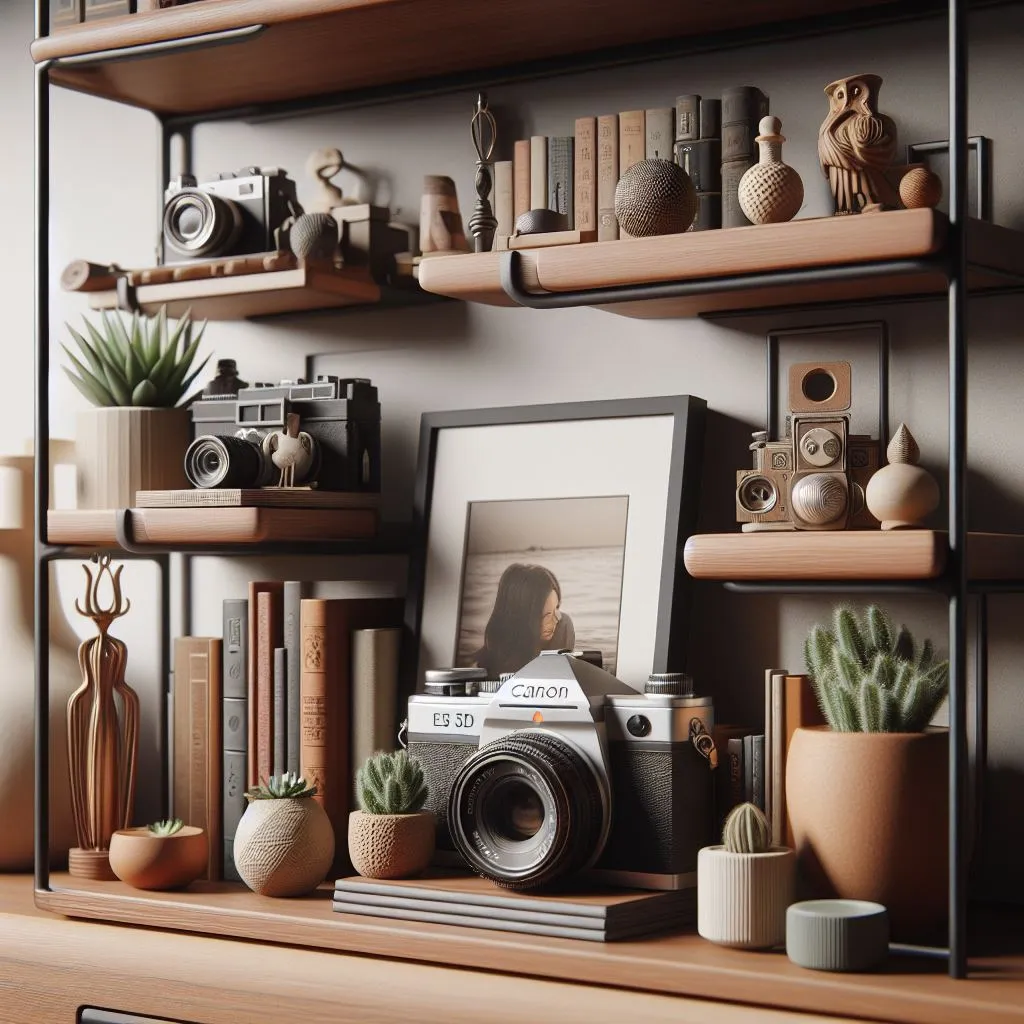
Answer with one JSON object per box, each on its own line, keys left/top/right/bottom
{"left": 402, "top": 396, "right": 707, "bottom": 705}
{"left": 905, "top": 135, "right": 992, "bottom": 222}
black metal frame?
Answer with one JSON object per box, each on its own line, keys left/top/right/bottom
{"left": 32, "top": 0, "right": 1024, "bottom": 983}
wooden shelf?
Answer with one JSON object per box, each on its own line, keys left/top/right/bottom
{"left": 32, "top": 0, "right": 907, "bottom": 116}
{"left": 416, "top": 211, "right": 1024, "bottom": 318}
{"left": 682, "top": 530, "right": 1024, "bottom": 582}
{"left": 35, "top": 876, "right": 1024, "bottom": 1024}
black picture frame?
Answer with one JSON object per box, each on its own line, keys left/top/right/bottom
{"left": 905, "top": 135, "right": 992, "bottom": 222}
{"left": 400, "top": 395, "right": 707, "bottom": 708}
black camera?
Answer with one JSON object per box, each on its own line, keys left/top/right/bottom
{"left": 162, "top": 166, "right": 302, "bottom": 263}
{"left": 184, "top": 376, "right": 381, "bottom": 492}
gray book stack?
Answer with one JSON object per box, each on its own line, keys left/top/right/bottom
{"left": 721, "top": 86, "right": 770, "bottom": 228}
{"left": 674, "top": 95, "right": 722, "bottom": 231}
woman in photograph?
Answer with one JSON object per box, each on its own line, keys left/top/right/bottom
{"left": 474, "top": 563, "right": 576, "bottom": 679}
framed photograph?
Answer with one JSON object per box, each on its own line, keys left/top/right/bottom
{"left": 905, "top": 136, "right": 992, "bottom": 222}
{"left": 403, "top": 396, "right": 706, "bottom": 702}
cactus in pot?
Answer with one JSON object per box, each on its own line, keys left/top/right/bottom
{"left": 698, "top": 802, "right": 794, "bottom": 949}
{"left": 348, "top": 750, "right": 435, "bottom": 879}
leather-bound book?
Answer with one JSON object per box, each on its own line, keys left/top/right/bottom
{"left": 513, "top": 139, "right": 531, "bottom": 222}
{"left": 596, "top": 114, "right": 619, "bottom": 242}
{"left": 248, "top": 581, "right": 283, "bottom": 788}
{"left": 573, "top": 117, "right": 597, "bottom": 232}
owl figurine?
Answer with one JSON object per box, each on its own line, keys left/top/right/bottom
{"left": 818, "top": 74, "right": 900, "bottom": 214}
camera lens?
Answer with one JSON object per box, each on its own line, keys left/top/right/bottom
{"left": 164, "top": 188, "right": 243, "bottom": 258}
{"left": 738, "top": 474, "right": 778, "bottom": 514}
{"left": 184, "top": 434, "right": 265, "bottom": 489}
{"left": 449, "top": 731, "right": 607, "bottom": 890}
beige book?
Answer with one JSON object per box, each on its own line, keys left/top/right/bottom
{"left": 574, "top": 117, "right": 597, "bottom": 232}
{"left": 618, "top": 110, "right": 645, "bottom": 238}
{"left": 492, "top": 160, "right": 514, "bottom": 244}
{"left": 530, "top": 135, "right": 548, "bottom": 209}
{"left": 645, "top": 107, "right": 674, "bottom": 160}
{"left": 513, "top": 139, "right": 531, "bottom": 221}
{"left": 766, "top": 669, "right": 787, "bottom": 846}
{"left": 596, "top": 114, "right": 619, "bottom": 242}
{"left": 351, "top": 627, "right": 402, "bottom": 801}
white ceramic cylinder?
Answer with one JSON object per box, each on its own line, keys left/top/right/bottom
{"left": 697, "top": 845, "right": 795, "bottom": 949}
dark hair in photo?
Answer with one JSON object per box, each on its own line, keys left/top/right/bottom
{"left": 475, "top": 563, "right": 564, "bottom": 678}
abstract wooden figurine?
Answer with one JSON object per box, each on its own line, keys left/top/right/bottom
{"left": 818, "top": 74, "right": 899, "bottom": 214}
{"left": 468, "top": 92, "right": 498, "bottom": 253}
{"left": 865, "top": 422, "right": 940, "bottom": 530}
{"left": 419, "top": 175, "right": 471, "bottom": 255}
{"left": 737, "top": 116, "right": 804, "bottom": 224}
{"left": 67, "top": 555, "right": 139, "bottom": 880}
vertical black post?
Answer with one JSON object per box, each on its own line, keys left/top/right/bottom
{"left": 973, "top": 594, "right": 988, "bottom": 859}
{"left": 158, "top": 553, "right": 172, "bottom": 818}
{"left": 947, "top": 0, "right": 969, "bottom": 981}
{"left": 878, "top": 323, "right": 890, "bottom": 452}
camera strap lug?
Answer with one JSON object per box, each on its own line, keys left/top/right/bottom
{"left": 397, "top": 718, "right": 409, "bottom": 750}
{"left": 689, "top": 717, "right": 718, "bottom": 770}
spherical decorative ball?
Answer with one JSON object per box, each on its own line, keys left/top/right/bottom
{"left": 738, "top": 162, "right": 804, "bottom": 224}
{"left": 614, "top": 159, "right": 697, "bottom": 237}
{"left": 289, "top": 212, "right": 339, "bottom": 261}
{"left": 791, "top": 473, "right": 847, "bottom": 526}
{"left": 899, "top": 166, "right": 943, "bottom": 210}
{"left": 514, "top": 208, "right": 569, "bottom": 236}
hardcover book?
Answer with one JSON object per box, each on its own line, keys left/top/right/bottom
{"left": 675, "top": 95, "right": 700, "bottom": 142}
{"left": 617, "top": 110, "right": 645, "bottom": 239}
{"left": 546, "top": 136, "right": 574, "bottom": 225}
{"left": 351, "top": 627, "right": 402, "bottom": 801}
{"left": 274, "top": 646, "right": 287, "bottom": 777}
{"left": 513, "top": 139, "right": 531, "bottom": 221}
{"left": 529, "top": 136, "right": 548, "bottom": 210}
{"left": 282, "top": 580, "right": 310, "bottom": 776}
{"left": 573, "top": 117, "right": 597, "bottom": 232}
{"left": 721, "top": 86, "right": 770, "bottom": 228}
{"left": 247, "top": 582, "right": 282, "bottom": 787}
{"left": 644, "top": 107, "right": 674, "bottom": 160}
{"left": 256, "top": 589, "right": 283, "bottom": 787}
{"left": 493, "top": 160, "right": 514, "bottom": 242}
{"left": 596, "top": 114, "right": 619, "bottom": 242}
{"left": 221, "top": 598, "right": 247, "bottom": 882}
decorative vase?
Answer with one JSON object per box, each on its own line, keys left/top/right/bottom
{"left": 738, "top": 116, "right": 804, "bottom": 225}
{"left": 697, "top": 845, "right": 795, "bottom": 948}
{"left": 109, "top": 825, "right": 208, "bottom": 890}
{"left": 865, "top": 422, "right": 940, "bottom": 530}
{"left": 75, "top": 406, "right": 190, "bottom": 509}
{"left": 785, "top": 726, "right": 948, "bottom": 940}
{"left": 348, "top": 810, "right": 435, "bottom": 880}
{"left": 233, "top": 796, "right": 335, "bottom": 897}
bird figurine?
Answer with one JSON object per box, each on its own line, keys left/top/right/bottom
{"left": 818, "top": 73, "right": 900, "bottom": 214}
{"left": 262, "top": 413, "right": 316, "bottom": 488}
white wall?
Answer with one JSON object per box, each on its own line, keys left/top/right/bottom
{"left": 3, "top": 1, "right": 1022, "bottom": 897}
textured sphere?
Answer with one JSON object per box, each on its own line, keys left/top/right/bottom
{"left": 614, "top": 158, "right": 697, "bottom": 237}
{"left": 514, "top": 208, "right": 569, "bottom": 235}
{"left": 289, "top": 212, "right": 339, "bottom": 260}
{"left": 899, "top": 166, "right": 943, "bottom": 210}
{"left": 738, "top": 162, "right": 804, "bottom": 224}
{"left": 791, "top": 473, "right": 847, "bottom": 525}
{"left": 348, "top": 811, "right": 435, "bottom": 879}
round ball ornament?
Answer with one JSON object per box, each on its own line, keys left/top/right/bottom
{"left": 738, "top": 116, "right": 804, "bottom": 225}
{"left": 865, "top": 422, "right": 940, "bottom": 530}
{"left": 899, "top": 166, "right": 943, "bottom": 210}
{"left": 289, "top": 212, "right": 339, "bottom": 262}
{"left": 614, "top": 158, "right": 697, "bottom": 237}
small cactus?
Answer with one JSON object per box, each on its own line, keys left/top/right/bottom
{"left": 722, "top": 803, "right": 771, "bottom": 854}
{"left": 147, "top": 818, "right": 184, "bottom": 836}
{"left": 357, "top": 750, "right": 428, "bottom": 815}
{"left": 246, "top": 770, "right": 317, "bottom": 801}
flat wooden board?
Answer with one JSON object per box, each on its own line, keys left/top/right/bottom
{"left": 135, "top": 488, "right": 381, "bottom": 509}
{"left": 682, "top": 531, "right": 1024, "bottom": 581}
{"left": 34, "top": 876, "right": 1024, "bottom": 1024}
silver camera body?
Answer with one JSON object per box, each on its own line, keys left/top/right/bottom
{"left": 405, "top": 651, "right": 716, "bottom": 892}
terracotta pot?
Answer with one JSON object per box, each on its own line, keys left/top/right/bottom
{"left": 786, "top": 726, "right": 948, "bottom": 940}
{"left": 75, "top": 407, "right": 190, "bottom": 509}
{"left": 108, "top": 826, "right": 208, "bottom": 890}
{"left": 697, "top": 845, "right": 795, "bottom": 949}
{"left": 233, "top": 797, "right": 335, "bottom": 897}
{"left": 348, "top": 810, "right": 435, "bottom": 879}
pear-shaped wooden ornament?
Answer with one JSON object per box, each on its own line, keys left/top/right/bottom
{"left": 865, "top": 423, "right": 940, "bottom": 530}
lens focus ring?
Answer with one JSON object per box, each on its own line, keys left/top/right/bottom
{"left": 163, "top": 188, "right": 243, "bottom": 259}
{"left": 184, "top": 434, "right": 265, "bottom": 489}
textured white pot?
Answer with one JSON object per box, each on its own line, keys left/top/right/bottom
{"left": 697, "top": 845, "right": 795, "bottom": 949}
{"left": 75, "top": 407, "right": 190, "bottom": 509}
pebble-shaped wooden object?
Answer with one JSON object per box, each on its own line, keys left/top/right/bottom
{"left": 865, "top": 422, "right": 941, "bottom": 530}
{"left": 614, "top": 158, "right": 697, "bottom": 237}
{"left": 899, "top": 166, "right": 943, "bottom": 210}
{"left": 738, "top": 116, "right": 805, "bottom": 225}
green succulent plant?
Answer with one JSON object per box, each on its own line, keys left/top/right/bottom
{"left": 62, "top": 305, "right": 210, "bottom": 408}
{"left": 246, "top": 771, "right": 318, "bottom": 800}
{"left": 804, "top": 605, "right": 949, "bottom": 733}
{"left": 722, "top": 802, "right": 771, "bottom": 854}
{"left": 147, "top": 818, "right": 184, "bottom": 836}
{"left": 356, "top": 750, "right": 428, "bottom": 815}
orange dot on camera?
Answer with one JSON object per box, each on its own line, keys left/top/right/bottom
{"left": 532, "top": 711, "right": 544, "bottom": 723}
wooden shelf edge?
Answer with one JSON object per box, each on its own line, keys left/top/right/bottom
{"left": 34, "top": 880, "right": 1024, "bottom": 1024}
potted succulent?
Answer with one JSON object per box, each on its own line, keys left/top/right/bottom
{"left": 348, "top": 750, "right": 435, "bottom": 879}
{"left": 233, "top": 772, "right": 335, "bottom": 897}
{"left": 63, "top": 306, "right": 209, "bottom": 509}
{"left": 698, "top": 802, "right": 794, "bottom": 949}
{"left": 786, "top": 604, "right": 950, "bottom": 940}
{"left": 108, "top": 818, "right": 208, "bottom": 891}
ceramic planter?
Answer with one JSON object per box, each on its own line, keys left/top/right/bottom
{"left": 697, "top": 845, "right": 795, "bottom": 948}
{"left": 75, "top": 406, "right": 190, "bottom": 509}
{"left": 233, "top": 796, "right": 335, "bottom": 897}
{"left": 786, "top": 726, "right": 948, "bottom": 940}
{"left": 348, "top": 810, "right": 435, "bottom": 879}
{"left": 108, "top": 826, "right": 208, "bottom": 890}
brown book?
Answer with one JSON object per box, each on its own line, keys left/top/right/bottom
{"left": 781, "top": 673, "right": 827, "bottom": 847}
{"left": 300, "top": 597, "right": 403, "bottom": 869}
{"left": 513, "top": 139, "right": 531, "bottom": 222}
{"left": 596, "top": 114, "right": 619, "bottom": 242}
{"left": 172, "top": 636, "right": 223, "bottom": 880}
{"left": 574, "top": 117, "right": 597, "bottom": 232}
{"left": 247, "top": 581, "right": 283, "bottom": 788}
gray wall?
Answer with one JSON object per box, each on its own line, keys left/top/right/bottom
{"left": 3, "top": 2, "right": 1022, "bottom": 898}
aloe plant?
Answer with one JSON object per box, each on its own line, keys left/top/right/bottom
{"left": 804, "top": 605, "right": 949, "bottom": 732}
{"left": 246, "top": 771, "right": 317, "bottom": 800}
{"left": 356, "top": 750, "right": 428, "bottom": 815}
{"left": 147, "top": 818, "right": 184, "bottom": 836}
{"left": 62, "top": 305, "right": 210, "bottom": 408}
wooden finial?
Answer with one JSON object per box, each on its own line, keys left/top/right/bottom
{"left": 886, "top": 422, "right": 921, "bottom": 465}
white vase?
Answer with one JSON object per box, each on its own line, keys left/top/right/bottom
{"left": 697, "top": 845, "right": 795, "bottom": 949}
{"left": 75, "top": 407, "right": 190, "bottom": 509}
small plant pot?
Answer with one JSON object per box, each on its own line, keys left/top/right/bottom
{"left": 108, "top": 826, "right": 208, "bottom": 891}
{"left": 697, "top": 845, "right": 795, "bottom": 949}
{"left": 233, "top": 797, "right": 336, "bottom": 897}
{"left": 348, "top": 810, "right": 435, "bottom": 880}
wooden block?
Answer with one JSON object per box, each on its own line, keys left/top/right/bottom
{"left": 135, "top": 488, "right": 381, "bottom": 509}
{"left": 508, "top": 229, "right": 598, "bottom": 250}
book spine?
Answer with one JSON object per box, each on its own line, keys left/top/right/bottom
{"left": 221, "top": 598, "right": 247, "bottom": 882}
{"left": 513, "top": 139, "right": 531, "bottom": 221}
{"left": 752, "top": 734, "right": 765, "bottom": 813}
{"left": 351, "top": 627, "right": 402, "bottom": 802}
{"left": 529, "top": 136, "right": 547, "bottom": 209}
{"left": 721, "top": 159, "right": 753, "bottom": 228}
{"left": 246, "top": 581, "right": 282, "bottom": 787}
{"left": 727, "top": 738, "right": 745, "bottom": 811}
{"left": 546, "top": 136, "right": 574, "bottom": 225}
{"left": 573, "top": 117, "right": 597, "bottom": 232}
{"left": 645, "top": 107, "right": 674, "bottom": 160}
{"left": 771, "top": 673, "right": 786, "bottom": 846}
{"left": 300, "top": 599, "right": 335, "bottom": 825}
{"left": 493, "top": 160, "right": 514, "bottom": 242}
{"left": 256, "top": 590, "right": 275, "bottom": 786}
{"left": 222, "top": 748, "right": 246, "bottom": 883}
{"left": 763, "top": 669, "right": 775, "bottom": 838}
{"left": 721, "top": 86, "right": 770, "bottom": 138}
{"left": 273, "top": 646, "right": 287, "bottom": 777}
{"left": 596, "top": 114, "right": 619, "bottom": 242}
{"left": 721, "top": 86, "right": 769, "bottom": 229}
{"left": 283, "top": 581, "right": 306, "bottom": 777}
{"left": 675, "top": 95, "right": 700, "bottom": 142}
{"left": 743, "top": 734, "right": 754, "bottom": 803}
{"left": 618, "top": 109, "right": 645, "bottom": 177}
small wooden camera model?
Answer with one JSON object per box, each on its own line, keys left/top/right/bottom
{"left": 736, "top": 361, "right": 880, "bottom": 532}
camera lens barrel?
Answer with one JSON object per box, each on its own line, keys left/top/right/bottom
{"left": 163, "top": 188, "right": 243, "bottom": 259}
{"left": 449, "top": 731, "right": 607, "bottom": 890}
{"left": 184, "top": 434, "right": 265, "bottom": 489}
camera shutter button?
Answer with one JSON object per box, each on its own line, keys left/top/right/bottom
{"left": 626, "top": 714, "right": 652, "bottom": 738}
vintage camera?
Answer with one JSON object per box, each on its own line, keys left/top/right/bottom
{"left": 405, "top": 651, "right": 717, "bottom": 891}
{"left": 184, "top": 376, "right": 380, "bottom": 492}
{"left": 736, "top": 360, "right": 880, "bottom": 531}
{"left": 162, "top": 166, "right": 301, "bottom": 263}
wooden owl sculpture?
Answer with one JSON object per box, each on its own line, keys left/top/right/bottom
{"left": 818, "top": 74, "right": 900, "bottom": 214}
